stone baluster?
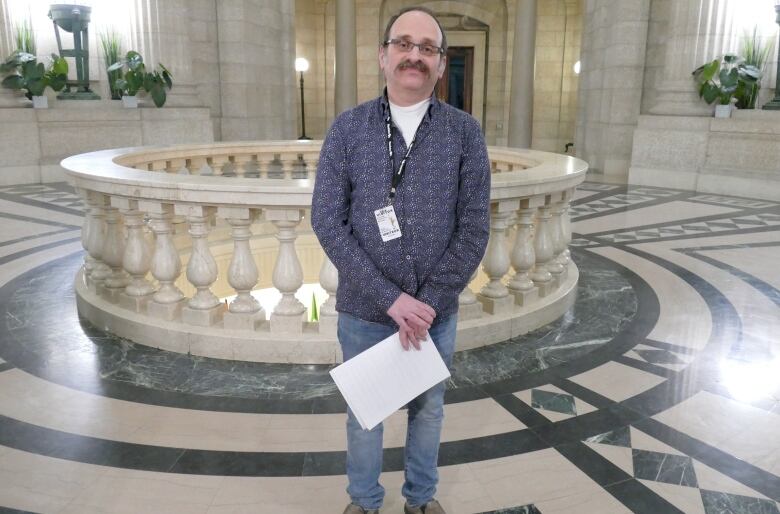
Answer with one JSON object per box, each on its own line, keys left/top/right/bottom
{"left": 219, "top": 207, "right": 264, "bottom": 330}
{"left": 547, "top": 192, "right": 566, "bottom": 284}
{"left": 150, "top": 160, "right": 167, "bottom": 173}
{"left": 507, "top": 203, "right": 539, "bottom": 306}
{"left": 559, "top": 188, "right": 574, "bottom": 266}
{"left": 303, "top": 153, "right": 319, "bottom": 178}
{"left": 318, "top": 255, "right": 338, "bottom": 335}
{"left": 176, "top": 205, "right": 223, "bottom": 327}
{"left": 98, "top": 203, "right": 130, "bottom": 302}
{"left": 477, "top": 200, "right": 518, "bottom": 315}
{"left": 458, "top": 268, "right": 483, "bottom": 321}
{"left": 85, "top": 191, "right": 111, "bottom": 286}
{"left": 76, "top": 189, "right": 94, "bottom": 277}
{"left": 143, "top": 202, "right": 185, "bottom": 320}
{"left": 189, "top": 157, "right": 207, "bottom": 175}
{"left": 552, "top": 190, "right": 573, "bottom": 282}
{"left": 208, "top": 155, "right": 229, "bottom": 176}
{"left": 495, "top": 161, "right": 511, "bottom": 173}
{"left": 112, "top": 198, "right": 155, "bottom": 312}
{"left": 257, "top": 154, "right": 273, "bottom": 178}
{"left": 280, "top": 153, "right": 297, "bottom": 179}
{"left": 531, "top": 197, "right": 555, "bottom": 297}
{"left": 231, "top": 154, "right": 252, "bottom": 177}
{"left": 169, "top": 158, "right": 188, "bottom": 174}
{"left": 267, "top": 209, "right": 306, "bottom": 333}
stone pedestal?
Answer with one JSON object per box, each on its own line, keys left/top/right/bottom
{"left": 536, "top": 280, "right": 556, "bottom": 298}
{"left": 97, "top": 284, "right": 124, "bottom": 304}
{"left": 224, "top": 311, "right": 264, "bottom": 331}
{"left": 182, "top": 305, "right": 225, "bottom": 327}
{"left": 457, "top": 301, "right": 484, "bottom": 321}
{"left": 318, "top": 314, "right": 338, "bottom": 335}
{"left": 477, "top": 294, "right": 514, "bottom": 315}
{"left": 270, "top": 312, "right": 307, "bottom": 334}
{"left": 511, "top": 287, "right": 539, "bottom": 307}
{"left": 118, "top": 293, "right": 152, "bottom": 313}
{"left": 148, "top": 300, "right": 184, "bottom": 321}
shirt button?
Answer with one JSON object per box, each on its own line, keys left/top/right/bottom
{"left": 406, "top": 255, "right": 411, "bottom": 260}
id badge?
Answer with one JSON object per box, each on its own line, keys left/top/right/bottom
{"left": 374, "top": 205, "right": 402, "bottom": 242}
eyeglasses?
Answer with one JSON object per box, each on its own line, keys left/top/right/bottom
{"left": 383, "top": 38, "right": 444, "bottom": 57}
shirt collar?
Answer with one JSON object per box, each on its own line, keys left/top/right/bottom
{"left": 380, "top": 87, "right": 440, "bottom": 120}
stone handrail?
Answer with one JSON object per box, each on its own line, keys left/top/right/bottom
{"left": 61, "top": 142, "right": 587, "bottom": 363}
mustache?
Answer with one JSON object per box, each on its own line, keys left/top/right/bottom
{"left": 397, "top": 60, "right": 429, "bottom": 74}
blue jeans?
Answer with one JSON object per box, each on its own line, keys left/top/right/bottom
{"left": 338, "top": 312, "right": 458, "bottom": 510}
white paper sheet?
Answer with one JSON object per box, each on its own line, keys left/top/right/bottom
{"left": 329, "top": 332, "right": 451, "bottom": 430}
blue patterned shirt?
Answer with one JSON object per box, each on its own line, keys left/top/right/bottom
{"left": 311, "top": 94, "right": 491, "bottom": 326}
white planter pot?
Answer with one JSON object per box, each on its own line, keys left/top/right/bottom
{"left": 32, "top": 95, "right": 48, "bottom": 109}
{"left": 714, "top": 104, "right": 731, "bottom": 118}
{"left": 122, "top": 95, "right": 139, "bottom": 108}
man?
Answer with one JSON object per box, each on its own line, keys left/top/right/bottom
{"left": 311, "top": 6, "right": 491, "bottom": 514}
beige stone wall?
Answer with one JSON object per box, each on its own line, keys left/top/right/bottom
{"left": 533, "top": 0, "right": 581, "bottom": 153}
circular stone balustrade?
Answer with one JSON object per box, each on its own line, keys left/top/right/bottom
{"left": 61, "top": 141, "right": 587, "bottom": 364}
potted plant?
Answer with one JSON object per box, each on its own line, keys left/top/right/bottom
{"left": 0, "top": 52, "right": 68, "bottom": 108}
{"left": 693, "top": 54, "right": 760, "bottom": 118}
{"left": 736, "top": 27, "right": 775, "bottom": 109}
{"left": 108, "top": 50, "right": 173, "bottom": 108}
{"left": 99, "top": 30, "right": 123, "bottom": 100}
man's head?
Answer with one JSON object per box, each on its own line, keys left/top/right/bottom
{"left": 379, "top": 7, "right": 447, "bottom": 105}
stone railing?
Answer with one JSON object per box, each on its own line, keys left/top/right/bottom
{"left": 62, "top": 142, "right": 587, "bottom": 363}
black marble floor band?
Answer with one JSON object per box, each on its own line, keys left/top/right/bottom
{"left": 0, "top": 191, "right": 84, "bottom": 218}
{"left": 0, "top": 237, "right": 81, "bottom": 267}
{"left": 0, "top": 210, "right": 79, "bottom": 230}
{"left": 0, "top": 227, "right": 78, "bottom": 250}
{"left": 677, "top": 249, "right": 780, "bottom": 307}
{"left": 0, "top": 362, "right": 13, "bottom": 373}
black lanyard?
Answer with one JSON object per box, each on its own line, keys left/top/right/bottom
{"left": 385, "top": 110, "right": 422, "bottom": 203}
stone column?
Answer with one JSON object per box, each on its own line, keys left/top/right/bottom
{"left": 650, "top": 0, "right": 740, "bottom": 115}
{"left": 507, "top": 0, "right": 537, "bottom": 148}
{"left": 335, "top": 0, "right": 357, "bottom": 114}
{"left": 130, "top": 0, "right": 203, "bottom": 107}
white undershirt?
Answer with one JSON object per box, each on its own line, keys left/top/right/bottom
{"left": 389, "top": 98, "right": 430, "bottom": 147}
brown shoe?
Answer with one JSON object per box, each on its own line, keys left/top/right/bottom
{"left": 343, "top": 503, "right": 379, "bottom": 514}
{"left": 403, "top": 499, "right": 446, "bottom": 514}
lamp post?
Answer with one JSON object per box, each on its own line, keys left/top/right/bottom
{"left": 763, "top": 0, "right": 780, "bottom": 109}
{"left": 295, "top": 57, "right": 311, "bottom": 140}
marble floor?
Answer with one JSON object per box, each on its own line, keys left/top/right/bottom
{"left": 0, "top": 181, "right": 778, "bottom": 514}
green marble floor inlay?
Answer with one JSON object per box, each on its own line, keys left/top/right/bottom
{"left": 531, "top": 389, "right": 576, "bottom": 415}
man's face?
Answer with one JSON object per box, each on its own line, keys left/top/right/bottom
{"left": 379, "top": 11, "right": 446, "bottom": 101}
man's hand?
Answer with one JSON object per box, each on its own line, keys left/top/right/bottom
{"left": 387, "top": 293, "right": 436, "bottom": 350}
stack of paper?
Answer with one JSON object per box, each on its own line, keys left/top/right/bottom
{"left": 329, "top": 332, "right": 451, "bottom": 430}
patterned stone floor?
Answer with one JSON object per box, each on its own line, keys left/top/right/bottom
{"left": 0, "top": 181, "right": 778, "bottom": 513}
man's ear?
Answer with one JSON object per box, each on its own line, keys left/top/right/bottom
{"left": 378, "top": 45, "right": 387, "bottom": 71}
{"left": 437, "top": 55, "right": 447, "bottom": 79}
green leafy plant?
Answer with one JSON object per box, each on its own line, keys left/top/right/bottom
{"left": 692, "top": 53, "right": 760, "bottom": 106}
{"left": 108, "top": 50, "right": 173, "bottom": 107}
{"left": 99, "top": 30, "right": 123, "bottom": 100}
{"left": 12, "top": 19, "right": 36, "bottom": 55}
{"left": 736, "top": 27, "right": 775, "bottom": 109}
{"left": 0, "top": 52, "right": 68, "bottom": 99}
